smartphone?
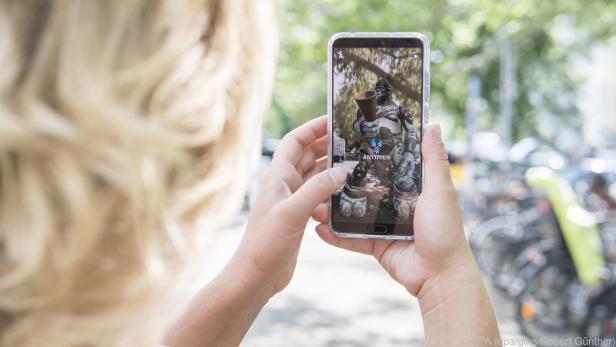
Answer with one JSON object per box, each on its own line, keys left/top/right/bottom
{"left": 327, "top": 32, "right": 430, "bottom": 240}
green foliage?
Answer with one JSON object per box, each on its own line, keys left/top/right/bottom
{"left": 268, "top": 0, "right": 616, "bottom": 141}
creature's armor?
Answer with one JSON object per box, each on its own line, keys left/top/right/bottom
{"left": 339, "top": 81, "right": 419, "bottom": 220}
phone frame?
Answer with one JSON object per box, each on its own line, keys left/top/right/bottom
{"left": 327, "top": 32, "right": 430, "bottom": 241}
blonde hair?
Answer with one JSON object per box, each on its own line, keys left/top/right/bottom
{"left": 0, "top": 0, "right": 277, "bottom": 345}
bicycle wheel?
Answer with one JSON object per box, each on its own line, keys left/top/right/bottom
{"left": 516, "top": 260, "right": 576, "bottom": 344}
{"left": 470, "top": 214, "right": 523, "bottom": 280}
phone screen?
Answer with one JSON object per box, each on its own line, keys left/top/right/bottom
{"left": 330, "top": 37, "right": 424, "bottom": 237}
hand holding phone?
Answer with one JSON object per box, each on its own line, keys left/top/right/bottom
{"left": 315, "top": 124, "right": 472, "bottom": 294}
{"left": 237, "top": 116, "right": 346, "bottom": 295}
{"left": 313, "top": 124, "right": 501, "bottom": 347}
{"left": 165, "top": 117, "right": 348, "bottom": 347}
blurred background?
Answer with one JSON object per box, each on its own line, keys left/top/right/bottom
{"left": 219, "top": 0, "right": 616, "bottom": 346}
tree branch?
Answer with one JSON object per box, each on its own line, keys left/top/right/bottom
{"left": 345, "top": 52, "right": 422, "bottom": 102}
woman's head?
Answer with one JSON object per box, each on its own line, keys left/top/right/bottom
{"left": 0, "top": 0, "right": 277, "bottom": 345}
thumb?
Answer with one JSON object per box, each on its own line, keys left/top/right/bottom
{"left": 284, "top": 166, "right": 347, "bottom": 220}
{"left": 422, "top": 124, "right": 455, "bottom": 196}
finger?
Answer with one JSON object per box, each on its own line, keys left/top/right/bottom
{"left": 281, "top": 161, "right": 305, "bottom": 193}
{"left": 311, "top": 203, "right": 329, "bottom": 223}
{"left": 282, "top": 167, "right": 347, "bottom": 221}
{"left": 297, "top": 135, "right": 328, "bottom": 174}
{"left": 302, "top": 157, "right": 327, "bottom": 181}
{"left": 415, "top": 124, "right": 464, "bottom": 247}
{"left": 314, "top": 223, "right": 375, "bottom": 255}
{"left": 421, "top": 124, "right": 455, "bottom": 196}
{"left": 262, "top": 159, "right": 305, "bottom": 194}
{"left": 273, "top": 116, "right": 326, "bottom": 166}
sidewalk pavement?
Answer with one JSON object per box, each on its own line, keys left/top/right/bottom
{"left": 198, "top": 212, "right": 534, "bottom": 347}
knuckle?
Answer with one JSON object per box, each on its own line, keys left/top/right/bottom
{"left": 311, "top": 172, "right": 332, "bottom": 191}
{"left": 281, "top": 131, "right": 294, "bottom": 143}
{"left": 277, "top": 133, "right": 296, "bottom": 152}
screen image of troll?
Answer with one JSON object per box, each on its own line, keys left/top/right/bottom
{"left": 331, "top": 46, "right": 423, "bottom": 236}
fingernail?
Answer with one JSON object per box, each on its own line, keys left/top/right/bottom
{"left": 329, "top": 167, "right": 347, "bottom": 185}
{"left": 432, "top": 124, "right": 442, "bottom": 144}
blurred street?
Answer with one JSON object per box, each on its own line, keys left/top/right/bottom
{"left": 202, "top": 212, "right": 534, "bottom": 347}
{"left": 258, "top": 2, "right": 616, "bottom": 343}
